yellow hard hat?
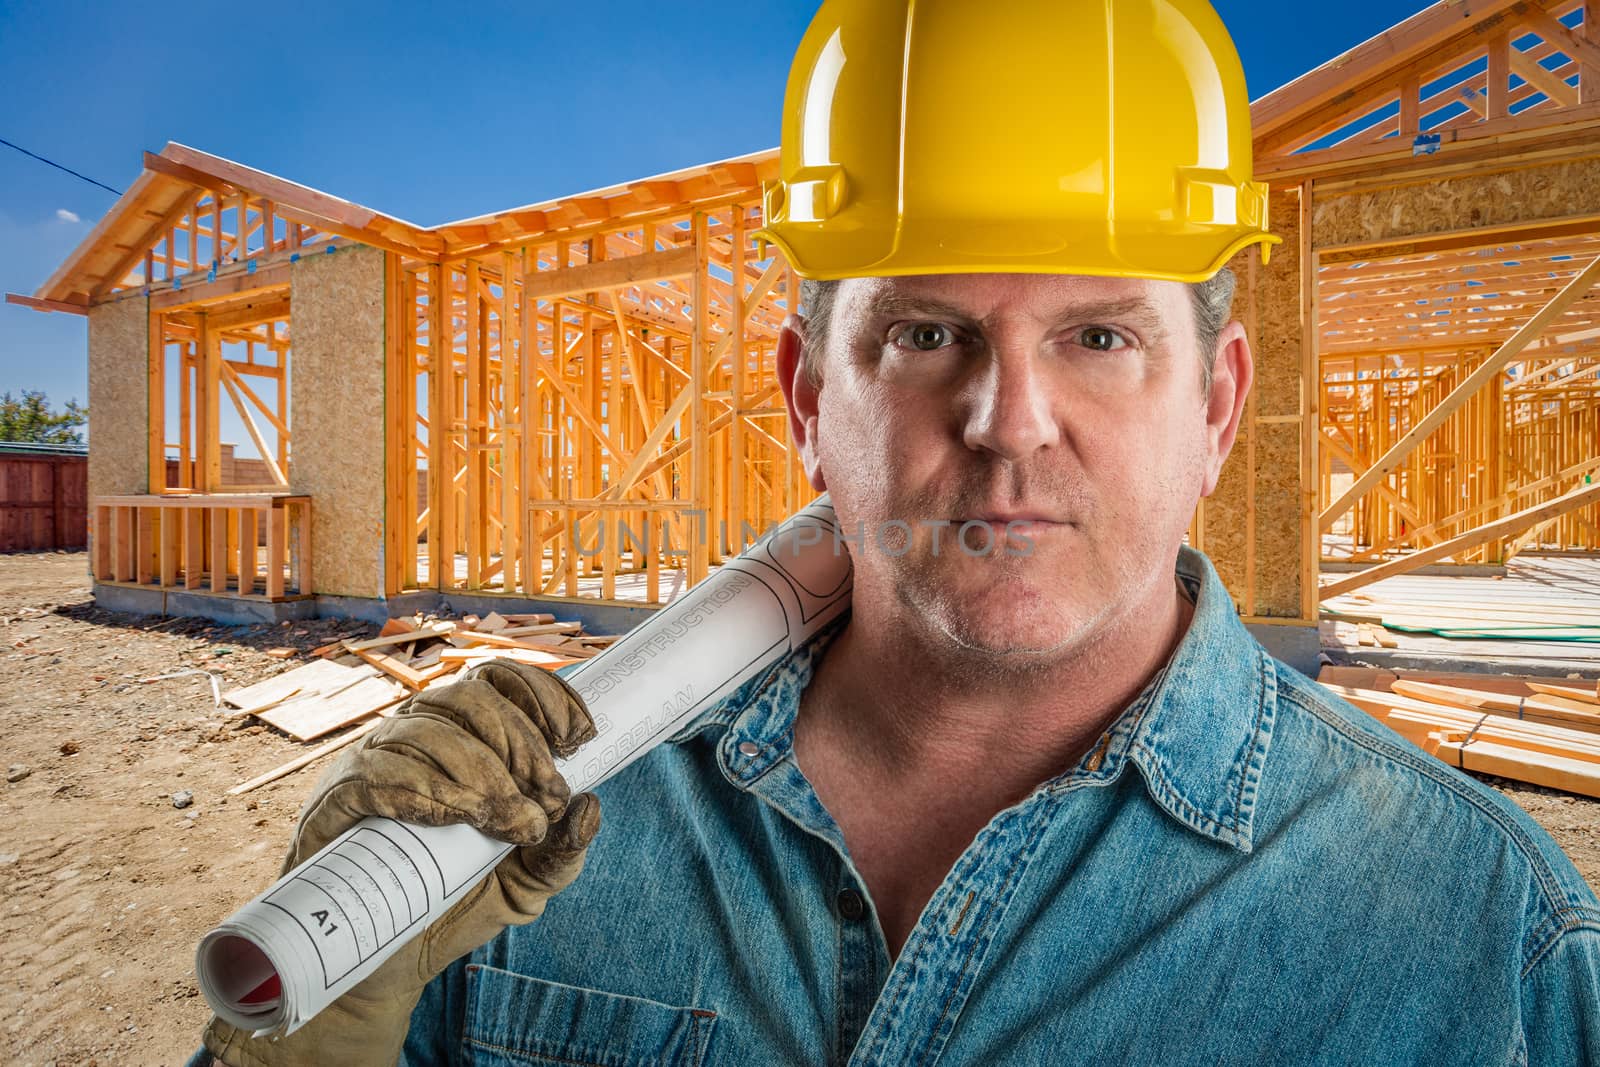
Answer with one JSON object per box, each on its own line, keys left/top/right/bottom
{"left": 756, "top": 0, "right": 1279, "bottom": 283}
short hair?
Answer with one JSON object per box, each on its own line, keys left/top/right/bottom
{"left": 797, "top": 269, "right": 1237, "bottom": 395}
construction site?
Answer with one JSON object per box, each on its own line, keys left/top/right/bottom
{"left": 2, "top": 0, "right": 1599, "bottom": 1061}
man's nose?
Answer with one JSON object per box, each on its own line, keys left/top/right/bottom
{"left": 960, "top": 349, "right": 1059, "bottom": 461}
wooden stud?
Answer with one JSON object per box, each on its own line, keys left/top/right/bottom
{"left": 207, "top": 506, "right": 227, "bottom": 592}
{"left": 266, "top": 501, "right": 285, "bottom": 598}
{"left": 184, "top": 507, "right": 204, "bottom": 589}
{"left": 239, "top": 506, "right": 257, "bottom": 594}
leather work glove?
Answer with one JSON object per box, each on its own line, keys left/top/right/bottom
{"left": 202, "top": 659, "right": 601, "bottom": 1067}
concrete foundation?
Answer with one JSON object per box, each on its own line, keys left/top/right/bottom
{"left": 1245, "top": 622, "right": 1322, "bottom": 679}
{"left": 94, "top": 583, "right": 319, "bottom": 625}
{"left": 94, "top": 584, "right": 656, "bottom": 636}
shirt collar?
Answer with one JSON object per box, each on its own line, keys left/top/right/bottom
{"left": 680, "top": 546, "right": 1276, "bottom": 854}
{"left": 1110, "top": 546, "right": 1277, "bottom": 854}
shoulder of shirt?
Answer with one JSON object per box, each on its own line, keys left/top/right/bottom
{"left": 1266, "top": 658, "right": 1600, "bottom": 969}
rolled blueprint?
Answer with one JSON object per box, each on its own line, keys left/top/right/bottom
{"left": 197, "top": 497, "right": 852, "bottom": 1035}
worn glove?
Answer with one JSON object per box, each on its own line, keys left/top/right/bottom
{"left": 203, "top": 659, "right": 601, "bottom": 1067}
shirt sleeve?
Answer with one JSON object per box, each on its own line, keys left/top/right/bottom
{"left": 1522, "top": 924, "right": 1600, "bottom": 1067}
{"left": 401, "top": 957, "right": 473, "bottom": 1067}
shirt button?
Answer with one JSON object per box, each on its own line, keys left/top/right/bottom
{"left": 837, "top": 888, "right": 867, "bottom": 921}
{"left": 737, "top": 741, "right": 760, "bottom": 757}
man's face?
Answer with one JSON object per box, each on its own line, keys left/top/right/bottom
{"left": 778, "top": 272, "right": 1250, "bottom": 668}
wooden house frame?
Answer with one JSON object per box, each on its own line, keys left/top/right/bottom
{"left": 11, "top": 0, "right": 1597, "bottom": 666}
{"left": 1247, "top": 0, "right": 1600, "bottom": 604}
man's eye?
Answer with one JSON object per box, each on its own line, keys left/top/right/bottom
{"left": 897, "top": 323, "right": 958, "bottom": 351}
{"left": 1078, "top": 327, "right": 1126, "bottom": 352}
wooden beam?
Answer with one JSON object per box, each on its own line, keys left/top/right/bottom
{"left": 1488, "top": 32, "right": 1512, "bottom": 119}
{"left": 220, "top": 373, "right": 289, "bottom": 486}
{"left": 1320, "top": 479, "right": 1600, "bottom": 598}
{"left": 91, "top": 187, "right": 203, "bottom": 298}
{"left": 203, "top": 294, "right": 291, "bottom": 332}
{"left": 1258, "top": 100, "right": 1600, "bottom": 181}
{"left": 1582, "top": 1, "right": 1600, "bottom": 105}
{"left": 156, "top": 144, "right": 443, "bottom": 256}
{"left": 150, "top": 261, "right": 291, "bottom": 311}
{"left": 1525, "top": 6, "right": 1600, "bottom": 73}
{"left": 148, "top": 309, "right": 165, "bottom": 494}
{"left": 523, "top": 246, "right": 697, "bottom": 303}
{"left": 6, "top": 293, "right": 87, "bottom": 315}
{"left": 1320, "top": 252, "right": 1600, "bottom": 529}
{"left": 1508, "top": 44, "right": 1581, "bottom": 108}
{"left": 1251, "top": 0, "right": 1533, "bottom": 142}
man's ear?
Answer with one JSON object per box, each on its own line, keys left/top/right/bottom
{"left": 776, "top": 315, "right": 828, "bottom": 492}
{"left": 1200, "top": 320, "right": 1253, "bottom": 498}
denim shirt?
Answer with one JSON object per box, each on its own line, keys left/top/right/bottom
{"left": 401, "top": 547, "right": 1599, "bottom": 1066}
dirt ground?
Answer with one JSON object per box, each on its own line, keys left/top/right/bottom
{"left": 1, "top": 552, "right": 1598, "bottom": 1066}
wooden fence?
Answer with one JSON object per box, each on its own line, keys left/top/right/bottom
{"left": 0, "top": 449, "right": 88, "bottom": 552}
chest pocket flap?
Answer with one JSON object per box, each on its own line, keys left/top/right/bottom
{"left": 464, "top": 964, "right": 719, "bottom": 1067}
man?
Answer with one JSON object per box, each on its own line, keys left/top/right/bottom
{"left": 201, "top": 1, "right": 1600, "bottom": 1064}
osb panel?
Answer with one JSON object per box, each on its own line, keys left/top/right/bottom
{"left": 291, "top": 245, "right": 386, "bottom": 598}
{"left": 1201, "top": 429, "right": 1251, "bottom": 613}
{"left": 1252, "top": 423, "right": 1302, "bottom": 619}
{"left": 87, "top": 297, "right": 148, "bottom": 500}
{"left": 1252, "top": 186, "right": 1304, "bottom": 420}
{"left": 1201, "top": 184, "right": 1308, "bottom": 620}
{"left": 1312, "top": 156, "right": 1600, "bottom": 249}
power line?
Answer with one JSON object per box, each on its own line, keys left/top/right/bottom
{"left": 0, "top": 136, "right": 123, "bottom": 197}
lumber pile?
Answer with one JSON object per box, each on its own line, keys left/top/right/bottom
{"left": 222, "top": 611, "right": 614, "bottom": 795}
{"left": 1324, "top": 591, "right": 1600, "bottom": 643}
{"left": 1318, "top": 666, "right": 1600, "bottom": 798}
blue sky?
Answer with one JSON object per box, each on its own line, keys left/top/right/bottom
{"left": 0, "top": 0, "right": 1424, "bottom": 445}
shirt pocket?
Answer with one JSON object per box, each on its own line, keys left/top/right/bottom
{"left": 462, "top": 963, "right": 719, "bottom": 1067}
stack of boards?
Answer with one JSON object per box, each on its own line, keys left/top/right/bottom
{"left": 1319, "top": 666, "right": 1600, "bottom": 798}
{"left": 1324, "top": 591, "right": 1600, "bottom": 643}
{"left": 220, "top": 611, "right": 615, "bottom": 795}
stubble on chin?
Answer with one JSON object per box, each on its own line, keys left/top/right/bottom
{"left": 882, "top": 546, "right": 1114, "bottom": 682}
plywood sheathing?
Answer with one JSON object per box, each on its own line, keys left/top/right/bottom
{"left": 1312, "top": 156, "right": 1600, "bottom": 249}
{"left": 1254, "top": 423, "right": 1304, "bottom": 616}
{"left": 290, "top": 246, "right": 385, "bottom": 597}
{"left": 87, "top": 298, "right": 149, "bottom": 502}
{"left": 1200, "top": 185, "right": 1309, "bottom": 621}
{"left": 1253, "top": 188, "right": 1310, "bottom": 619}
{"left": 1204, "top": 428, "right": 1252, "bottom": 612}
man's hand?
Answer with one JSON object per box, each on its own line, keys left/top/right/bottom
{"left": 203, "top": 660, "right": 600, "bottom": 1067}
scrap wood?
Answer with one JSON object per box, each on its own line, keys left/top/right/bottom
{"left": 1426, "top": 738, "right": 1600, "bottom": 800}
{"left": 1321, "top": 667, "right": 1600, "bottom": 701}
{"left": 438, "top": 647, "right": 577, "bottom": 668}
{"left": 1356, "top": 623, "right": 1397, "bottom": 648}
{"left": 1390, "top": 680, "right": 1600, "bottom": 727}
{"left": 223, "top": 611, "right": 596, "bottom": 792}
{"left": 1327, "top": 682, "right": 1600, "bottom": 736}
{"left": 255, "top": 675, "right": 407, "bottom": 741}
{"left": 344, "top": 622, "right": 455, "bottom": 652}
{"left": 228, "top": 711, "right": 394, "bottom": 797}
{"left": 221, "top": 658, "right": 377, "bottom": 715}
{"left": 1318, "top": 672, "right": 1600, "bottom": 799}
{"left": 410, "top": 644, "right": 445, "bottom": 670}
{"left": 1384, "top": 707, "right": 1600, "bottom": 760}
{"left": 452, "top": 628, "right": 583, "bottom": 653}
{"left": 493, "top": 622, "right": 585, "bottom": 638}
{"left": 1528, "top": 681, "right": 1600, "bottom": 705}
{"left": 345, "top": 644, "right": 453, "bottom": 691}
